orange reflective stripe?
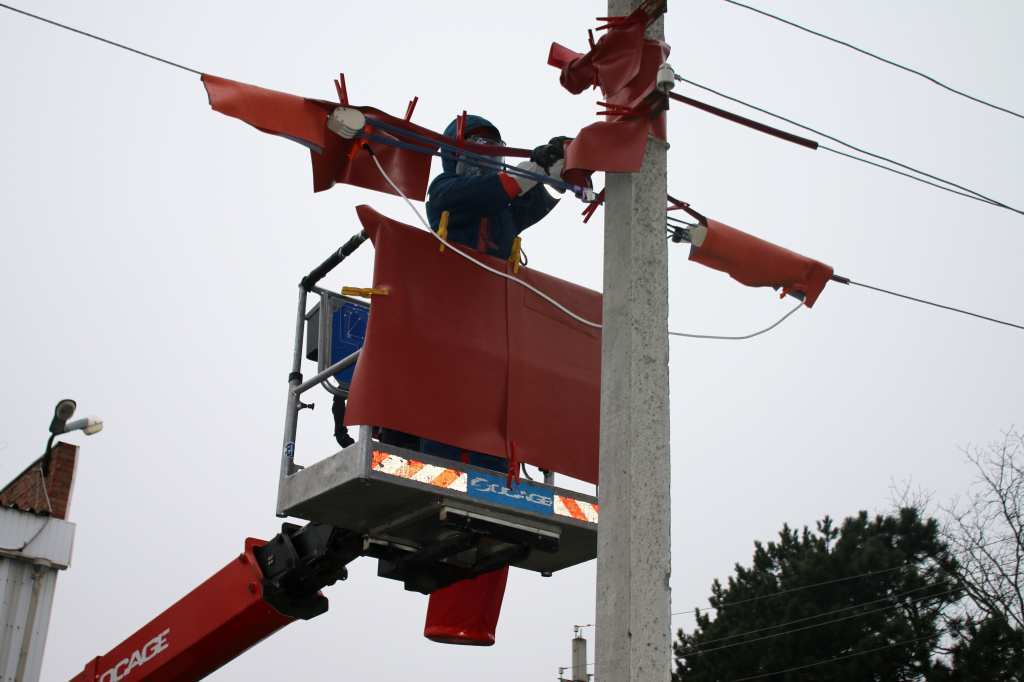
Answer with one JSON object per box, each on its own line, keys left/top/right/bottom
{"left": 430, "top": 468, "right": 461, "bottom": 489}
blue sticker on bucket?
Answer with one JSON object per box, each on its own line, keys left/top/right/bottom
{"left": 466, "top": 471, "right": 554, "bottom": 516}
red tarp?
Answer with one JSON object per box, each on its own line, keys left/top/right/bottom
{"left": 201, "top": 75, "right": 550, "bottom": 200}
{"left": 548, "top": 8, "right": 669, "bottom": 178}
{"left": 690, "top": 219, "right": 834, "bottom": 307}
{"left": 202, "top": 74, "right": 433, "bottom": 199}
{"left": 344, "top": 206, "right": 602, "bottom": 484}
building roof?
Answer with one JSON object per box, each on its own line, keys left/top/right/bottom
{"left": 0, "top": 442, "right": 78, "bottom": 520}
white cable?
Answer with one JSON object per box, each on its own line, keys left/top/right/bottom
{"left": 369, "top": 152, "right": 602, "bottom": 329}
{"left": 669, "top": 301, "right": 802, "bottom": 340}
{"left": 369, "top": 151, "right": 805, "bottom": 340}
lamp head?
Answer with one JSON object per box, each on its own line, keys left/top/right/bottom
{"left": 49, "top": 399, "right": 77, "bottom": 434}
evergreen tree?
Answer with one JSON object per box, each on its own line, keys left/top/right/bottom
{"left": 673, "top": 509, "right": 956, "bottom": 681}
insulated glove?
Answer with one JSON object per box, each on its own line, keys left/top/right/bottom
{"left": 529, "top": 136, "right": 573, "bottom": 172}
{"left": 547, "top": 159, "right": 566, "bottom": 194}
{"left": 510, "top": 160, "right": 545, "bottom": 194}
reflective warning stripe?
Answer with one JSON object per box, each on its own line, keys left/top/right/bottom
{"left": 371, "top": 451, "right": 468, "bottom": 493}
{"left": 554, "top": 495, "right": 599, "bottom": 524}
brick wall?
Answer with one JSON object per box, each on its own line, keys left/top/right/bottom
{"left": 0, "top": 442, "right": 79, "bottom": 519}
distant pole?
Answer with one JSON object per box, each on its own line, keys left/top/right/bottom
{"left": 595, "top": 0, "right": 671, "bottom": 681}
{"left": 572, "top": 629, "right": 589, "bottom": 681}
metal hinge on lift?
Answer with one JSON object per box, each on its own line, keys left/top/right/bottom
{"left": 365, "top": 505, "right": 560, "bottom": 594}
{"left": 253, "top": 523, "right": 363, "bottom": 620}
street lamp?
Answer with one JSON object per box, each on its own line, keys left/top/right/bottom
{"left": 43, "top": 398, "right": 103, "bottom": 474}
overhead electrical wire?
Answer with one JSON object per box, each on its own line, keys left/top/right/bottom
{"left": 831, "top": 276, "right": 1024, "bottom": 331}
{"left": 0, "top": 2, "right": 201, "bottom": 75}
{"left": 676, "top": 585, "right": 961, "bottom": 657}
{"left": 670, "top": 534, "right": 1018, "bottom": 619}
{"left": 6, "top": 0, "right": 1020, "bottom": 219}
{"left": 727, "top": 632, "right": 940, "bottom": 681}
{"left": 669, "top": 302, "right": 802, "bottom": 341}
{"left": 663, "top": 216, "right": 1024, "bottom": 334}
{"left": 6, "top": 1, "right": 1015, "bottom": 338}
{"left": 677, "top": 582, "right": 957, "bottom": 653}
{"left": 671, "top": 564, "right": 910, "bottom": 618}
{"left": 570, "top": 630, "right": 948, "bottom": 678}
{"left": 672, "top": 75, "right": 1024, "bottom": 217}
{"left": 721, "top": 0, "right": 1024, "bottom": 122}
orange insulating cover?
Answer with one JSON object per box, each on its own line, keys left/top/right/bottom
{"left": 344, "top": 206, "right": 602, "bottom": 484}
{"left": 201, "top": 74, "right": 432, "bottom": 199}
{"left": 424, "top": 567, "right": 509, "bottom": 646}
{"left": 689, "top": 219, "right": 834, "bottom": 307}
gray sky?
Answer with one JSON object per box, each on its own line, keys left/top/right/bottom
{"left": 1, "top": 1, "right": 1022, "bottom": 679}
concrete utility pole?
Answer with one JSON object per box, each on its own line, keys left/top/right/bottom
{"left": 572, "top": 630, "right": 589, "bottom": 681}
{"left": 595, "top": 1, "right": 671, "bottom": 680}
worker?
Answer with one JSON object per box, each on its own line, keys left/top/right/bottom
{"left": 422, "top": 114, "right": 569, "bottom": 473}
{"left": 426, "top": 114, "right": 569, "bottom": 259}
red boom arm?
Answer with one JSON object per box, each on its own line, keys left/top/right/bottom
{"left": 72, "top": 538, "right": 293, "bottom": 682}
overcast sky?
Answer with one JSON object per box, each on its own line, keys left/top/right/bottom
{"left": 2, "top": 1, "right": 1022, "bottom": 679}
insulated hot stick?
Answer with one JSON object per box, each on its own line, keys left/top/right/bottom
{"left": 359, "top": 114, "right": 597, "bottom": 202}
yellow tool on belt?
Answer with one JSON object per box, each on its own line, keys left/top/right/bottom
{"left": 509, "top": 236, "right": 523, "bottom": 274}
{"left": 438, "top": 210, "right": 450, "bottom": 252}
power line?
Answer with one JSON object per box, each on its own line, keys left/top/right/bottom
{"left": 668, "top": 301, "right": 802, "bottom": 341}
{"left": 680, "top": 582, "right": 948, "bottom": 650}
{"left": 678, "top": 585, "right": 960, "bottom": 657}
{"left": 819, "top": 145, "right": 1003, "bottom": 206}
{"left": 832, "top": 276, "right": 1024, "bottom": 332}
{"left": 670, "top": 535, "right": 1016, "bottom": 619}
{"left": 727, "top": 632, "right": 938, "bottom": 681}
{"left": 672, "top": 563, "right": 909, "bottom": 618}
{"left": 721, "top": 0, "right": 1024, "bottom": 122}
{"left": 673, "top": 75, "right": 1024, "bottom": 217}
{"left": 0, "top": 2, "right": 202, "bottom": 75}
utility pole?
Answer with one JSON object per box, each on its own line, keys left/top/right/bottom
{"left": 572, "top": 627, "right": 589, "bottom": 681}
{"left": 595, "top": 0, "right": 671, "bottom": 680}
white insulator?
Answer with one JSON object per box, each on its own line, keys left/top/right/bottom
{"left": 328, "top": 107, "right": 366, "bottom": 139}
{"left": 656, "top": 62, "right": 676, "bottom": 93}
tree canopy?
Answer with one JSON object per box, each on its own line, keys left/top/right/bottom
{"left": 674, "top": 509, "right": 957, "bottom": 681}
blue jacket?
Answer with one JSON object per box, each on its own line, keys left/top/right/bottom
{"left": 425, "top": 115, "right": 558, "bottom": 259}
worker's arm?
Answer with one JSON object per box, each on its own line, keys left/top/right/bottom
{"left": 426, "top": 172, "right": 517, "bottom": 224}
{"left": 510, "top": 184, "right": 559, "bottom": 233}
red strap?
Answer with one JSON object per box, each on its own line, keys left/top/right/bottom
{"left": 505, "top": 443, "right": 521, "bottom": 488}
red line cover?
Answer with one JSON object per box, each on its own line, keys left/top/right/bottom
{"left": 689, "top": 219, "right": 834, "bottom": 307}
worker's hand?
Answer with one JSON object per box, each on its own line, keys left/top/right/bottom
{"left": 509, "top": 160, "right": 545, "bottom": 194}
{"left": 530, "top": 136, "right": 573, "bottom": 173}
{"left": 547, "top": 159, "right": 566, "bottom": 194}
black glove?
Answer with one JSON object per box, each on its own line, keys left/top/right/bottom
{"left": 530, "top": 136, "right": 573, "bottom": 173}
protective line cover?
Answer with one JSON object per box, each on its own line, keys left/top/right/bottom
{"left": 344, "top": 206, "right": 601, "bottom": 484}
{"left": 690, "top": 219, "right": 834, "bottom": 307}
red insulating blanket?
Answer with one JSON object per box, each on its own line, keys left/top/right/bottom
{"left": 689, "top": 219, "right": 834, "bottom": 307}
{"left": 202, "top": 74, "right": 433, "bottom": 199}
{"left": 343, "top": 206, "right": 602, "bottom": 485}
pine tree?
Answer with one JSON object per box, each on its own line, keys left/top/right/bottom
{"left": 673, "top": 509, "right": 956, "bottom": 681}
